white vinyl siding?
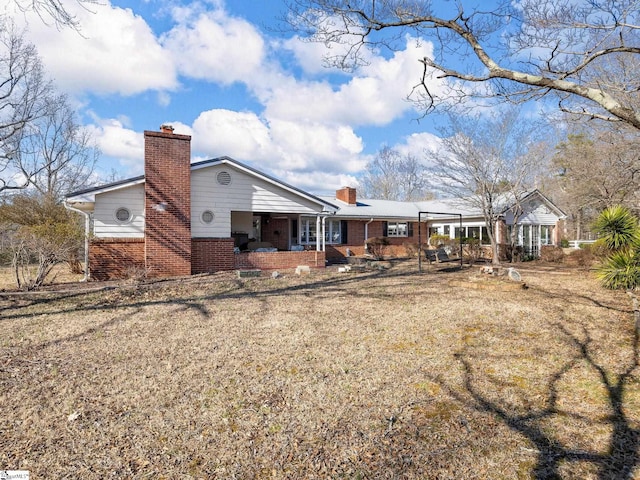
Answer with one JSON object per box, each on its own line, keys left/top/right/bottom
{"left": 93, "top": 184, "right": 145, "bottom": 238}
{"left": 191, "top": 165, "right": 324, "bottom": 238}
{"left": 503, "top": 197, "right": 559, "bottom": 226}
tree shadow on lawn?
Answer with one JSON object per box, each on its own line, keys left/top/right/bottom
{"left": 0, "top": 264, "right": 440, "bottom": 358}
{"left": 0, "top": 259, "right": 439, "bottom": 324}
{"left": 437, "top": 316, "right": 640, "bottom": 479}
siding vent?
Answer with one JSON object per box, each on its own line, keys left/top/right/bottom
{"left": 217, "top": 171, "right": 232, "bottom": 186}
{"left": 115, "top": 207, "right": 131, "bottom": 223}
{"left": 201, "top": 210, "right": 215, "bottom": 224}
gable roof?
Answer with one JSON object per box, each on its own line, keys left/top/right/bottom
{"left": 66, "top": 156, "right": 338, "bottom": 213}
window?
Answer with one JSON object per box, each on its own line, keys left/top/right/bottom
{"left": 468, "top": 226, "right": 480, "bottom": 240}
{"left": 201, "top": 210, "right": 214, "bottom": 224}
{"left": 300, "top": 217, "right": 317, "bottom": 244}
{"left": 540, "top": 225, "right": 554, "bottom": 245}
{"left": 324, "top": 220, "right": 342, "bottom": 243}
{"left": 386, "top": 222, "right": 409, "bottom": 237}
{"left": 481, "top": 226, "right": 489, "bottom": 243}
{"left": 454, "top": 225, "right": 490, "bottom": 244}
{"left": 300, "top": 217, "right": 342, "bottom": 244}
{"left": 115, "top": 207, "right": 131, "bottom": 223}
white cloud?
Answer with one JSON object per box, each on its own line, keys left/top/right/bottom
{"left": 274, "top": 170, "right": 360, "bottom": 196}
{"left": 396, "top": 131, "right": 442, "bottom": 158}
{"left": 19, "top": 2, "right": 177, "bottom": 96}
{"left": 267, "top": 119, "right": 365, "bottom": 172}
{"left": 280, "top": 35, "right": 360, "bottom": 76}
{"left": 189, "top": 109, "right": 367, "bottom": 189}
{"left": 261, "top": 36, "right": 440, "bottom": 127}
{"left": 84, "top": 118, "right": 144, "bottom": 173}
{"left": 162, "top": 6, "right": 265, "bottom": 84}
{"left": 191, "top": 109, "right": 273, "bottom": 159}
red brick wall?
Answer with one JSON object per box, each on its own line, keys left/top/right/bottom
{"left": 261, "top": 218, "right": 289, "bottom": 251}
{"left": 144, "top": 130, "right": 192, "bottom": 277}
{"left": 89, "top": 238, "right": 145, "bottom": 280}
{"left": 192, "top": 238, "right": 235, "bottom": 273}
{"left": 326, "top": 220, "right": 423, "bottom": 261}
{"left": 235, "top": 251, "right": 325, "bottom": 270}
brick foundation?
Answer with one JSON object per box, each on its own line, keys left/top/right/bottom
{"left": 89, "top": 238, "right": 145, "bottom": 280}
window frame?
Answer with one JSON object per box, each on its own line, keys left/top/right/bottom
{"left": 386, "top": 221, "right": 410, "bottom": 238}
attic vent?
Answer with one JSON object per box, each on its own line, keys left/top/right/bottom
{"left": 115, "top": 207, "right": 131, "bottom": 223}
{"left": 201, "top": 210, "right": 214, "bottom": 224}
{"left": 217, "top": 171, "right": 232, "bottom": 186}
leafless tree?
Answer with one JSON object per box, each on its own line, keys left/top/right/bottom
{"left": 286, "top": 0, "right": 640, "bottom": 130}
{"left": 12, "top": 93, "right": 99, "bottom": 199}
{"left": 0, "top": 18, "right": 54, "bottom": 194}
{"left": 11, "top": 0, "right": 98, "bottom": 30}
{"left": 550, "top": 125, "right": 640, "bottom": 238}
{"left": 426, "top": 108, "right": 546, "bottom": 264}
{"left": 360, "top": 146, "right": 431, "bottom": 201}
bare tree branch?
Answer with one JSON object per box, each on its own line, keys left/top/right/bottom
{"left": 286, "top": 0, "right": 640, "bottom": 129}
{"left": 11, "top": 0, "right": 99, "bottom": 30}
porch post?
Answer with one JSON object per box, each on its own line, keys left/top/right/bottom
{"left": 316, "top": 215, "right": 321, "bottom": 251}
{"left": 321, "top": 216, "right": 327, "bottom": 252}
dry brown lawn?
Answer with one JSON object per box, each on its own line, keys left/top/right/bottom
{"left": 1, "top": 260, "right": 639, "bottom": 479}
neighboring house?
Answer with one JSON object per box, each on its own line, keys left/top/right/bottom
{"left": 64, "top": 126, "right": 566, "bottom": 280}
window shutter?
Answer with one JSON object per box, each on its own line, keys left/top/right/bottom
{"left": 408, "top": 222, "right": 414, "bottom": 237}
{"left": 341, "top": 221, "right": 348, "bottom": 244}
{"left": 382, "top": 222, "right": 388, "bottom": 237}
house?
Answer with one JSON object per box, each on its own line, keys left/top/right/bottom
{"left": 64, "top": 126, "right": 566, "bottom": 280}
{"left": 321, "top": 188, "right": 566, "bottom": 261}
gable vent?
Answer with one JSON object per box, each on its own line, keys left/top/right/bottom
{"left": 217, "top": 171, "right": 232, "bottom": 186}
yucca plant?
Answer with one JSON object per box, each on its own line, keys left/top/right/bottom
{"left": 595, "top": 251, "right": 640, "bottom": 291}
{"left": 592, "top": 205, "right": 640, "bottom": 253}
{"left": 593, "top": 206, "right": 640, "bottom": 291}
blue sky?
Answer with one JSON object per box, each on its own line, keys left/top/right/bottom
{"left": 14, "top": 0, "right": 473, "bottom": 195}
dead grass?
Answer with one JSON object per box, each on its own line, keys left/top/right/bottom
{"left": 1, "top": 259, "right": 638, "bottom": 479}
{"left": 0, "top": 263, "right": 84, "bottom": 291}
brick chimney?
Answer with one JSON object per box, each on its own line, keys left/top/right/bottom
{"left": 144, "top": 126, "right": 192, "bottom": 277}
{"left": 336, "top": 186, "right": 357, "bottom": 205}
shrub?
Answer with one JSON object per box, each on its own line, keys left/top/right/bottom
{"left": 565, "top": 248, "right": 596, "bottom": 268}
{"left": 596, "top": 251, "right": 640, "bottom": 290}
{"left": 365, "top": 236, "right": 390, "bottom": 260}
{"left": 504, "top": 244, "right": 524, "bottom": 262}
{"left": 403, "top": 242, "right": 420, "bottom": 258}
{"left": 560, "top": 238, "right": 570, "bottom": 248}
{"left": 592, "top": 205, "right": 640, "bottom": 290}
{"left": 540, "top": 246, "right": 564, "bottom": 263}
{"left": 592, "top": 205, "right": 640, "bottom": 252}
{"left": 462, "top": 238, "right": 482, "bottom": 263}
{"left": 429, "top": 234, "right": 450, "bottom": 247}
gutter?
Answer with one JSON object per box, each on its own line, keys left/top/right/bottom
{"left": 63, "top": 201, "right": 90, "bottom": 282}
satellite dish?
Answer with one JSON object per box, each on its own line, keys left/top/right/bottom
{"left": 507, "top": 267, "right": 522, "bottom": 282}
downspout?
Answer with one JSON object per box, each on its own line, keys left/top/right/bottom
{"left": 364, "top": 218, "right": 374, "bottom": 252}
{"left": 63, "top": 201, "right": 90, "bottom": 282}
